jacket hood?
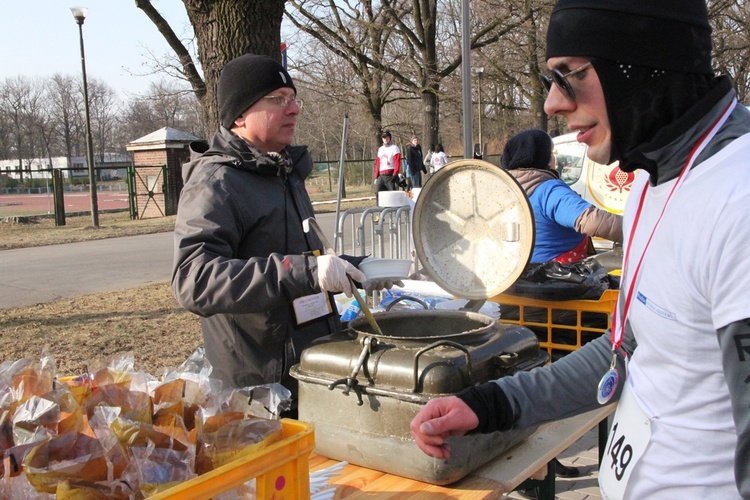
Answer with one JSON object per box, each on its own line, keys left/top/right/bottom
{"left": 182, "top": 127, "right": 311, "bottom": 183}
{"left": 507, "top": 168, "right": 559, "bottom": 197}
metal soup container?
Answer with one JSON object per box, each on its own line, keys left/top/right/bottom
{"left": 291, "top": 161, "right": 545, "bottom": 484}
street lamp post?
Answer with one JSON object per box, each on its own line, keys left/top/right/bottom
{"left": 476, "top": 67, "right": 484, "bottom": 157}
{"left": 460, "top": 0, "right": 473, "bottom": 159}
{"left": 71, "top": 6, "right": 99, "bottom": 227}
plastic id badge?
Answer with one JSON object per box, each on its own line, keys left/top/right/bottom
{"left": 293, "top": 292, "right": 332, "bottom": 325}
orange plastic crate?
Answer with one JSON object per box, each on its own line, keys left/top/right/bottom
{"left": 152, "top": 419, "right": 315, "bottom": 500}
{"left": 488, "top": 289, "right": 618, "bottom": 361}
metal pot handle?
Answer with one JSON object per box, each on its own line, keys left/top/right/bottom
{"left": 327, "top": 336, "right": 375, "bottom": 406}
{"left": 385, "top": 295, "right": 429, "bottom": 311}
{"left": 412, "top": 340, "right": 474, "bottom": 393}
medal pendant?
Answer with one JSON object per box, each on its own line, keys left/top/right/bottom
{"left": 597, "top": 368, "right": 619, "bottom": 405}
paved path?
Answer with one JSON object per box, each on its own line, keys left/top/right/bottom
{"left": 0, "top": 212, "right": 338, "bottom": 310}
{"left": 0, "top": 232, "right": 174, "bottom": 309}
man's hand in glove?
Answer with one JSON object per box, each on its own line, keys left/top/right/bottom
{"left": 317, "top": 255, "right": 367, "bottom": 297}
{"left": 365, "top": 279, "right": 405, "bottom": 293}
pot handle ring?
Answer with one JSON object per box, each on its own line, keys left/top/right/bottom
{"left": 327, "top": 336, "right": 375, "bottom": 406}
{"left": 385, "top": 295, "right": 429, "bottom": 311}
{"left": 412, "top": 340, "right": 474, "bottom": 393}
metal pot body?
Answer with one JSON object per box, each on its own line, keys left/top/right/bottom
{"left": 290, "top": 309, "right": 547, "bottom": 484}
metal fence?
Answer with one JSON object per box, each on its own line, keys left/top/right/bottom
{"left": 306, "top": 154, "right": 500, "bottom": 193}
{"left": 334, "top": 205, "right": 413, "bottom": 259}
{"left": 1, "top": 154, "right": 501, "bottom": 221}
{"left": 0, "top": 166, "right": 130, "bottom": 221}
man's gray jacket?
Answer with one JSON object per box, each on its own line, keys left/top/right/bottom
{"left": 171, "top": 127, "right": 340, "bottom": 398}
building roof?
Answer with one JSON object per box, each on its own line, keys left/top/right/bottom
{"left": 127, "top": 127, "right": 202, "bottom": 151}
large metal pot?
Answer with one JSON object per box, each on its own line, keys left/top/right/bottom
{"left": 291, "top": 308, "right": 546, "bottom": 484}
{"left": 291, "top": 161, "right": 544, "bottom": 484}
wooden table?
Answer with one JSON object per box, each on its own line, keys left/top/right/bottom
{"left": 309, "top": 404, "right": 616, "bottom": 499}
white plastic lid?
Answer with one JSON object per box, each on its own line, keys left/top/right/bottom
{"left": 412, "top": 160, "right": 534, "bottom": 300}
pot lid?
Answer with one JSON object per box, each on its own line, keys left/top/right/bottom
{"left": 412, "top": 160, "right": 534, "bottom": 300}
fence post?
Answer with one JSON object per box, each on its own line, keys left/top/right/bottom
{"left": 52, "top": 169, "right": 66, "bottom": 226}
{"left": 127, "top": 164, "right": 137, "bottom": 220}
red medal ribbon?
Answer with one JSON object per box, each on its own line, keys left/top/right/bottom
{"left": 610, "top": 99, "right": 737, "bottom": 351}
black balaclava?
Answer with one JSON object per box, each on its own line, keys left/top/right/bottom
{"left": 501, "top": 129, "right": 554, "bottom": 171}
{"left": 546, "top": 0, "right": 718, "bottom": 174}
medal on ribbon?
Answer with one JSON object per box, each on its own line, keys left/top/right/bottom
{"left": 597, "top": 353, "right": 619, "bottom": 405}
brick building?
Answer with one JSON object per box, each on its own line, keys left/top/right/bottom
{"left": 126, "top": 127, "right": 201, "bottom": 219}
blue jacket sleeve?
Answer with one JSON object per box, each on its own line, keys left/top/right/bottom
{"left": 536, "top": 180, "right": 593, "bottom": 230}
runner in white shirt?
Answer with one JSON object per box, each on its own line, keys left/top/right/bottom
{"left": 410, "top": 1, "right": 750, "bottom": 498}
{"left": 374, "top": 130, "right": 401, "bottom": 192}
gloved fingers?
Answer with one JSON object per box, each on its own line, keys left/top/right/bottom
{"left": 317, "top": 255, "right": 350, "bottom": 295}
{"left": 343, "top": 261, "right": 367, "bottom": 285}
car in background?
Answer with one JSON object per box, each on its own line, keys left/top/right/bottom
{"left": 552, "top": 132, "right": 639, "bottom": 215}
{"left": 553, "top": 132, "right": 641, "bottom": 253}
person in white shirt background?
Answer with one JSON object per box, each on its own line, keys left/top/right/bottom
{"left": 429, "top": 143, "right": 448, "bottom": 174}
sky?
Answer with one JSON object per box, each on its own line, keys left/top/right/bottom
{"left": 2, "top": 1, "right": 193, "bottom": 100}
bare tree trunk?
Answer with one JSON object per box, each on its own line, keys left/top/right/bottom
{"left": 526, "top": 18, "right": 547, "bottom": 132}
{"left": 422, "top": 86, "right": 439, "bottom": 149}
{"left": 137, "top": 0, "right": 286, "bottom": 130}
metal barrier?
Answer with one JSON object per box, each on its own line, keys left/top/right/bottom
{"left": 335, "top": 205, "right": 417, "bottom": 268}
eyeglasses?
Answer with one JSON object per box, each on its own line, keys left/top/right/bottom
{"left": 263, "top": 95, "right": 304, "bottom": 110}
{"left": 541, "top": 62, "right": 592, "bottom": 102}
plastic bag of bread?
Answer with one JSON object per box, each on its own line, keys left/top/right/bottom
{"left": 88, "top": 352, "right": 154, "bottom": 394}
{"left": 22, "top": 431, "right": 109, "bottom": 494}
{"left": 0, "top": 356, "right": 56, "bottom": 406}
{"left": 11, "top": 388, "right": 83, "bottom": 447}
{"left": 194, "top": 384, "right": 291, "bottom": 474}
{"left": 120, "top": 440, "right": 197, "bottom": 497}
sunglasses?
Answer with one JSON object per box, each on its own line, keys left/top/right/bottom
{"left": 541, "top": 62, "right": 592, "bottom": 102}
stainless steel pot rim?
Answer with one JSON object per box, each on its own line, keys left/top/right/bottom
{"left": 348, "top": 309, "right": 498, "bottom": 341}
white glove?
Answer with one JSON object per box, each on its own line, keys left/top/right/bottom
{"left": 365, "top": 279, "right": 405, "bottom": 293}
{"left": 317, "top": 255, "right": 367, "bottom": 297}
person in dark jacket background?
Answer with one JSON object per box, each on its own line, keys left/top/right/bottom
{"left": 405, "top": 136, "right": 427, "bottom": 188}
{"left": 171, "top": 54, "right": 373, "bottom": 409}
{"left": 501, "top": 129, "right": 622, "bottom": 264}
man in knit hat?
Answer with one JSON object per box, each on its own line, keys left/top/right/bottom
{"left": 412, "top": 1, "right": 750, "bottom": 498}
{"left": 172, "top": 54, "right": 384, "bottom": 411}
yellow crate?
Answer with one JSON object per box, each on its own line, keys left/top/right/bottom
{"left": 152, "top": 419, "right": 315, "bottom": 500}
{"left": 488, "top": 289, "right": 619, "bottom": 361}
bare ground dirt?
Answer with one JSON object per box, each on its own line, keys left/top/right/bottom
{"left": 0, "top": 186, "right": 377, "bottom": 376}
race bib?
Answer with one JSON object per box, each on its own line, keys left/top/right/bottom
{"left": 599, "top": 383, "right": 651, "bottom": 499}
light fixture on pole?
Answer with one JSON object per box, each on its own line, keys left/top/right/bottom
{"left": 71, "top": 6, "right": 99, "bottom": 227}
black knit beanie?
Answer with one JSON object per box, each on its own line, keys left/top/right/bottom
{"left": 217, "top": 54, "right": 296, "bottom": 129}
{"left": 546, "top": 0, "right": 712, "bottom": 74}
{"left": 546, "top": 0, "right": 717, "bottom": 171}
{"left": 501, "top": 130, "right": 554, "bottom": 171}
